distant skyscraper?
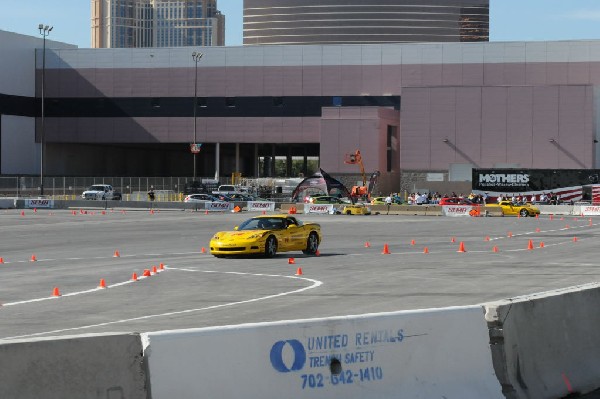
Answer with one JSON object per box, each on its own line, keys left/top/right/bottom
{"left": 244, "top": 0, "right": 489, "bottom": 45}
{"left": 92, "top": 0, "right": 225, "bottom": 48}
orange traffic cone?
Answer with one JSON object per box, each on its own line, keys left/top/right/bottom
{"left": 492, "top": 246, "right": 499, "bottom": 253}
{"left": 20, "top": 211, "right": 25, "bottom": 217}
{"left": 159, "top": 263, "right": 165, "bottom": 270}
{"left": 0, "top": 257, "right": 3, "bottom": 264}
{"left": 205, "top": 210, "right": 209, "bottom": 215}
{"left": 590, "top": 218, "right": 593, "bottom": 226}
{"left": 565, "top": 224, "right": 570, "bottom": 229}
{"left": 364, "top": 241, "right": 371, "bottom": 248}
{"left": 382, "top": 244, "right": 390, "bottom": 254}
{"left": 315, "top": 250, "right": 320, "bottom": 256}
{"left": 113, "top": 250, "right": 120, "bottom": 258}
{"left": 451, "top": 237, "right": 456, "bottom": 243}
{"left": 484, "top": 236, "right": 490, "bottom": 241}
{"left": 152, "top": 266, "right": 158, "bottom": 274}
{"left": 52, "top": 287, "right": 61, "bottom": 297}
{"left": 507, "top": 232, "right": 513, "bottom": 238}
{"left": 131, "top": 272, "right": 138, "bottom": 281}
{"left": 423, "top": 247, "right": 429, "bottom": 254}
{"left": 457, "top": 242, "right": 466, "bottom": 253}
{"left": 98, "top": 279, "right": 107, "bottom": 289}
{"left": 540, "top": 241, "right": 545, "bottom": 248}
{"left": 30, "top": 254, "right": 37, "bottom": 262}
{"left": 295, "top": 267, "right": 303, "bottom": 276}
{"left": 201, "top": 247, "right": 207, "bottom": 254}
{"left": 410, "top": 239, "right": 416, "bottom": 246}
{"left": 550, "top": 214, "right": 554, "bottom": 220}
{"left": 535, "top": 228, "right": 540, "bottom": 232}
{"left": 573, "top": 237, "right": 578, "bottom": 242}
{"left": 143, "top": 269, "right": 151, "bottom": 277}
{"left": 527, "top": 240, "right": 534, "bottom": 250}
{"left": 288, "top": 258, "right": 295, "bottom": 264}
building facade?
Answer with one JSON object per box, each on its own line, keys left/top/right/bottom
{"left": 244, "top": 0, "right": 489, "bottom": 45}
{"left": 91, "top": 0, "right": 225, "bottom": 48}
{"left": 2, "top": 29, "right": 600, "bottom": 194}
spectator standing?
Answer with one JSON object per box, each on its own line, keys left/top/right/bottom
{"left": 385, "top": 194, "right": 392, "bottom": 214}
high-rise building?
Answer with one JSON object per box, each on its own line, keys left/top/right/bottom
{"left": 92, "top": 0, "right": 225, "bottom": 48}
{"left": 244, "top": 0, "right": 488, "bottom": 45}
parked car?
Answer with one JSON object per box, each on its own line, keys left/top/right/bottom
{"left": 81, "top": 184, "right": 117, "bottom": 200}
{"left": 308, "top": 196, "right": 350, "bottom": 204}
{"left": 438, "top": 197, "right": 474, "bottom": 206}
{"left": 184, "top": 194, "right": 222, "bottom": 203}
{"left": 183, "top": 181, "right": 207, "bottom": 195}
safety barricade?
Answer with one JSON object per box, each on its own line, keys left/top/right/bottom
{"left": 247, "top": 201, "right": 276, "bottom": 212}
{"left": 142, "top": 306, "right": 503, "bottom": 399}
{"left": 441, "top": 205, "right": 474, "bottom": 217}
{"left": 204, "top": 202, "right": 233, "bottom": 212}
{"left": 304, "top": 204, "right": 335, "bottom": 214}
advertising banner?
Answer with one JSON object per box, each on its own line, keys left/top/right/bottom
{"left": 304, "top": 204, "right": 335, "bottom": 214}
{"left": 247, "top": 201, "right": 276, "bottom": 212}
{"left": 579, "top": 205, "right": 600, "bottom": 216}
{"left": 441, "top": 205, "right": 473, "bottom": 217}
{"left": 205, "top": 202, "right": 233, "bottom": 212}
{"left": 25, "top": 199, "right": 54, "bottom": 209}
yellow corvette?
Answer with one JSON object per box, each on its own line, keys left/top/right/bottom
{"left": 487, "top": 200, "right": 541, "bottom": 217}
{"left": 341, "top": 204, "right": 371, "bottom": 215}
{"left": 210, "top": 215, "right": 322, "bottom": 258}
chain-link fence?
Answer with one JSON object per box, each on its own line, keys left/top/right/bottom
{"left": 0, "top": 176, "right": 299, "bottom": 202}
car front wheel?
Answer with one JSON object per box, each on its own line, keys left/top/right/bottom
{"left": 265, "top": 236, "right": 278, "bottom": 258}
{"left": 302, "top": 232, "right": 319, "bottom": 255}
{"left": 519, "top": 208, "right": 529, "bottom": 217}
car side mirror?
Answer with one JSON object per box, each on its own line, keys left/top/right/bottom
{"left": 234, "top": 226, "right": 239, "bottom": 231}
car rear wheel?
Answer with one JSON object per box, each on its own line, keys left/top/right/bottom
{"left": 302, "top": 232, "right": 319, "bottom": 255}
{"left": 265, "top": 236, "right": 278, "bottom": 258}
{"left": 519, "top": 209, "right": 529, "bottom": 217}
{"left": 346, "top": 210, "right": 351, "bottom": 215}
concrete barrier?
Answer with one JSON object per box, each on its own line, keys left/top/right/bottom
{"left": 0, "top": 198, "right": 16, "bottom": 209}
{"left": 0, "top": 333, "right": 147, "bottom": 399}
{"left": 143, "top": 306, "right": 503, "bottom": 399}
{"left": 484, "top": 283, "right": 600, "bottom": 399}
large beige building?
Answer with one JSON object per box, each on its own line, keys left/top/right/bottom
{"left": 92, "top": 0, "right": 225, "bottom": 48}
{"left": 244, "top": 0, "right": 489, "bottom": 45}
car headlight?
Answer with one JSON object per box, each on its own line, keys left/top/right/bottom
{"left": 212, "top": 234, "right": 220, "bottom": 240}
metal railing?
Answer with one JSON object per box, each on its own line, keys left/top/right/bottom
{"left": 0, "top": 176, "right": 296, "bottom": 202}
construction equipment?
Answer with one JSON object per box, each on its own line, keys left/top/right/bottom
{"left": 344, "top": 150, "right": 368, "bottom": 197}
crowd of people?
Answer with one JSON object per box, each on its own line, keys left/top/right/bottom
{"left": 381, "top": 191, "right": 563, "bottom": 205}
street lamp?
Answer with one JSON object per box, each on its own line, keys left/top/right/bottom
{"left": 38, "top": 24, "right": 52, "bottom": 196}
{"left": 191, "top": 51, "right": 203, "bottom": 181}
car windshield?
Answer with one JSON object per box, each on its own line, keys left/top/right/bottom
{"left": 238, "top": 217, "right": 286, "bottom": 231}
{"left": 89, "top": 185, "right": 106, "bottom": 191}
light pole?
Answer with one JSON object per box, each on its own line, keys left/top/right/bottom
{"left": 38, "top": 24, "right": 52, "bottom": 196}
{"left": 191, "top": 51, "right": 203, "bottom": 181}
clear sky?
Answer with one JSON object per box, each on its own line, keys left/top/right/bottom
{"left": 0, "top": 0, "right": 599, "bottom": 48}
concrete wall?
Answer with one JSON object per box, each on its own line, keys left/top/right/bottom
{"left": 143, "top": 306, "right": 503, "bottom": 399}
{"left": 1, "top": 116, "right": 37, "bottom": 174}
{"left": 0, "top": 333, "right": 147, "bottom": 399}
{"left": 484, "top": 283, "right": 600, "bottom": 399}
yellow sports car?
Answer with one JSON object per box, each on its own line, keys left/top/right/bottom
{"left": 341, "top": 204, "right": 371, "bottom": 215}
{"left": 487, "top": 200, "right": 541, "bottom": 217}
{"left": 210, "top": 215, "right": 322, "bottom": 258}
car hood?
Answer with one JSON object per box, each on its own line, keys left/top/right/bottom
{"left": 213, "top": 230, "right": 270, "bottom": 240}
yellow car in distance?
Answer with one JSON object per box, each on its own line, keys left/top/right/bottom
{"left": 341, "top": 204, "right": 371, "bottom": 215}
{"left": 487, "top": 200, "right": 541, "bottom": 217}
{"left": 210, "top": 215, "right": 322, "bottom": 258}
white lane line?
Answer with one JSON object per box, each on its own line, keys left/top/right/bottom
{"left": 1, "top": 272, "right": 162, "bottom": 306}
{"left": 0, "top": 269, "right": 323, "bottom": 340}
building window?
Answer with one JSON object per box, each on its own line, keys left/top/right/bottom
{"left": 226, "top": 97, "right": 236, "bottom": 107}
{"left": 272, "top": 97, "right": 283, "bottom": 107}
{"left": 333, "top": 96, "right": 342, "bottom": 107}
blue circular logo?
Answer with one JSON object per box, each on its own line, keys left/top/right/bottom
{"left": 270, "top": 340, "right": 306, "bottom": 373}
